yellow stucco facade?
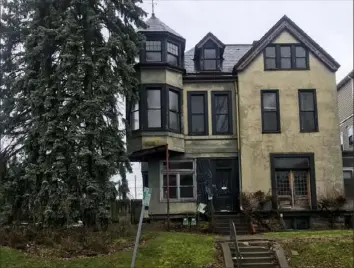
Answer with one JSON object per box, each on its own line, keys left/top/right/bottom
{"left": 238, "top": 30, "right": 343, "bottom": 198}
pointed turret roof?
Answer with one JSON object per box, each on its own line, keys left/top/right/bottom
{"left": 138, "top": 14, "right": 184, "bottom": 39}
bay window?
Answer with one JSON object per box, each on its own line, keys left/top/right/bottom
{"left": 161, "top": 160, "right": 196, "bottom": 201}
{"left": 147, "top": 88, "right": 161, "bottom": 128}
{"left": 169, "top": 89, "right": 180, "bottom": 131}
{"left": 128, "top": 84, "right": 181, "bottom": 132}
{"left": 167, "top": 42, "right": 179, "bottom": 66}
{"left": 145, "top": 41, "right": 162, "bottom": 62}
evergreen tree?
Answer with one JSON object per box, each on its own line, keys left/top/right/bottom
{"left": 0, "top": 0, "right": 31, "bottom": 224}
{"left": 1, "top": 0, "right": 146, "bottom": 227}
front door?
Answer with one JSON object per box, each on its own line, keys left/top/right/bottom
{"left": 212, "top": 158, "right": 239, "bottom": 212}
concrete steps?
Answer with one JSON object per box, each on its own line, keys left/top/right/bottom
{"left": 213, "top": 213, "right": 251, "bottom": 235}
{"left": 229, "top": 240, "right": 279, "bottom": 268}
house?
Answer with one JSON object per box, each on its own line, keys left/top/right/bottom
{"left": 337, "top": 70, "right": 353, "bottom": 151}
{"left": 337, "top": 70, "right": 354, "bottom": 199}
{"left": 126, "top": 13, "right": 343, "bottom": 221}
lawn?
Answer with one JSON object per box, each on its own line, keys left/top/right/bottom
{"left": 0, "top": 232, "right": 220, "bottom": 268}
{"left": 265, "top": 230, "right": 354, "bottom": 268}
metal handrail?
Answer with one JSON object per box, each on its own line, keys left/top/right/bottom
{"left": 230, "top": 220, "right": 243, "bottom": 267}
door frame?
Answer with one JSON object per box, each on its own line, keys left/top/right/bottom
{"left": 211, "top": 157, "right": 239, "bottom": 212}
{"left": 270, "top": 153, "right": 317, "bottom": 210}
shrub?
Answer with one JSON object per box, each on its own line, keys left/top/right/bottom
{"left": 318, "top": 190, "right": 347, "bottom": 228}
{"left": 241, "top": 191, "right": 283, "bottom": 232}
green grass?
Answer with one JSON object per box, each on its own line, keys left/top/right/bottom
{"left": 265, "top": 230, "right": 354, "bottom": 268}
{"left": 264, "top": 229, "right": 353, "bottom": 239}
{"left": 0, "top": 232, "right": 217, "bottom": 268}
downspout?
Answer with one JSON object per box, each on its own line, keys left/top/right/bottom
{"left": 234, "top": 77, "right": 243, "bottom": 211}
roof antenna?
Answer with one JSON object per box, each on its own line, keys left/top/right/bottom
{"left": 152, "top": 0, "right": 157, "bottom": 17}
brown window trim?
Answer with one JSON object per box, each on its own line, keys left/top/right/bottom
{"left": 264, "top": 43, "right": 309, "bottom": 71}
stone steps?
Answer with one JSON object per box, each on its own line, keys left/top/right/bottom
{"left": 213, "top": 213, "right": 251, "bottom": 235}
{"left": 229, "top": 240, "right": 279, "bottom": 268}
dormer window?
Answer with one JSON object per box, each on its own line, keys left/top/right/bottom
{"left": 203, "top": 48, "right": 217, "bottom": 70}
{"left": 193, "top": 33, "right": 225, "bottom": 72}
{"left": 146, "top": 41, "right": 162, "bottom": 62}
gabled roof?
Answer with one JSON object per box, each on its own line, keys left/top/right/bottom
{"left": 337, "top": 70, "right": 354, "bottom": 90}
{"left": 137, "top": 14, "right": 184, "bottom": 39}
{"left": 195, "top": 32, "right": 225, "bottom": 49}
{"left": 234, "top": 15, "right": 340, "bottom": 72}
{"left": 184, "top": 44, "right": 252, "bottom": 74}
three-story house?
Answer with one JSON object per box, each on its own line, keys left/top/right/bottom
{"left": 126, "top": 14, "right": 343, "bottom": 225}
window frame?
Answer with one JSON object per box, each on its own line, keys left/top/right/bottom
{"left": 187, "top": 91, "right": 209, "bottom": 136}
{"left": 141, "top": 36, "right": 184, "bottom": 69}
{"left": 131, "top": 84, "right": 182, "bottom": 133}
{"left": 130, "top": 99, "right": 140, "bottom": 131}
{"left": 264, "top": 44, "right": 309, "bottom": 70}
{"left": 261, "top": 89, "right": 281, "bottom": 134}
{"left": 146, "top": 87, "right": 163, "bottom": 129}
{"left": 298, "top": 89, "right": 318, "bottom": 133}
{"left": 167, "top": 41, "right": 179, "bottom": 66}
{"left": 145, "top": 40, "right": 162, "bottom": 62}
{"left": 202, "top": 48, "right": 218, "bottom": 71}
{"left": 160, "top": 160, "right": 196, "bottom": 202}
{"left": 168, "top": 88, "right": 181, "bottom": 132}
{"left": 211, "top": 91, "right": 233, "bottom": 135}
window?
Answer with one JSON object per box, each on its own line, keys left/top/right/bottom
{"left": 188, "top": 92, "right": 208, "bottom": 135}
{"left": 147, "top": 88, "right": 161, "bottom": 128}
{"left": 202, "top": 48, "right": 218, "bottom": 70}
{"left": 261, "top": 90, "right": 280, "bottom": 133}
{"left": 298, "top": 89, "right": 318, "bottom": 132}
{"left": 343, "top": 170, "right": 353, "bottom": 199}
{"left": 169, "top": 89, "right": 180, "bottom": 131}
{"left": 264, "top": 47, "right": 276, "bottom": 69}
{"left": 130, "top": 85, "right": 182, "bottom": 132}
{"left": 167, "top": 42, "right": 179, "bottom": 66}
{"left": 146, "top": 41, "right": 162, "bottom": 62}
{"left": 212, "top": 91, "right": 232, "bottom": 135}
{"left": 264, "top": 44, "right": 309, "bottom": 70}
{"left": 161, "top": 160, "right": 195, "bottom": 201}
{"left": 295, "top": 46, "right": 307, "bottom": 68}
{"left": 343, "top": 170, "right": 352, "bottom": 180}
{"left": 280, "top": 46, "right": 291, "bottom": 68}
{"left": 348, "top": 126, "right": 353, "bottom": 145}
{"left": 131, "top": 100, "right": 139, "bottom": 130}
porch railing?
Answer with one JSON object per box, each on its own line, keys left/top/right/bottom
{"left": 230, "top": 220, "right": 243, "bottom": 267}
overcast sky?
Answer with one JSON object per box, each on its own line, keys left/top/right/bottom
{"left": 125, "top": 0, "right": 353, "bottom": 198}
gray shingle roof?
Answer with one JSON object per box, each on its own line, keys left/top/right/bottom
{"left": 138, "top": 14, "right": 184, "bottom": 39}
{"left": 184, "top": 44, "right": 253, "bottom": 74}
